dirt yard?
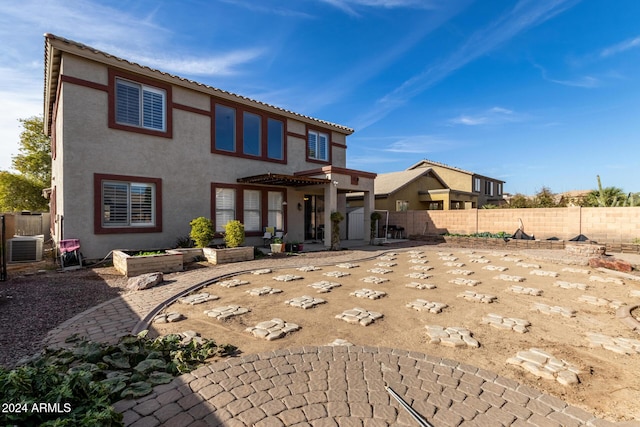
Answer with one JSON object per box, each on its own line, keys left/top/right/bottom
{"left": 151, "top": 247, "right": 640, "bottom": 422}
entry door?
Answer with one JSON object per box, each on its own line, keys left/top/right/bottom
{"left": 304, "top": 195, "right": 325, "bottom": 241}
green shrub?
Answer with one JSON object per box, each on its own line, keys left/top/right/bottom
{"left": 370, "top": 212, "right": 382, "bottom": 243}
{"left": 330, "top": 211, "right": 344, "bottom": 250}
{"left": 224, "top": 220, "right": 245, "bottom": 248}
{"left": 189, "top": 217, "right": 214, "bottom": 248}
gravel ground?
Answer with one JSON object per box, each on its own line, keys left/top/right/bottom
{"left": 0, "top": 264, "right": 128, "bottom": 368}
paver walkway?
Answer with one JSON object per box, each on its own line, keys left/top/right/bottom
{"left": 42, "top": 244, "right": 640, "bottom": 426}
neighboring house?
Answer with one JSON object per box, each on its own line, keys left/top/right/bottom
{"left": 555, "top": 190, "right": 591, "bottom": 207}
{"left": 347, "top": 159, "right": 506, "bottom": 211}
{"left": 44, "top": 34, "right": 376, "bottom": 259}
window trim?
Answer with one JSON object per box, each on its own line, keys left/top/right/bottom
{"left": 108, "top": 69, "right": 173, "bottom": 138}
{"left": 211, "top": 183, "right": 286, "bottom": 237}
{"left": 211, "top": 99, "right": 287, "bottom": 163}
{"left": 94, "top": 173, "right": 163, "bottom": 234}
{"left": 307, "top": 128, "right": 331, "bottom": 163}
{"left": 474, "top": 177, "right": 481, "bottom": 193}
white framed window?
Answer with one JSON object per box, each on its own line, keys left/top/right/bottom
{"left": 497, "top": 183, "right": 503, "bottom": 195}
{"left": 102, "top": 181, "right": 155, "bottom": 227}
{"left": 485, "top": 181, "right": 494, "bottom": 196}
{"left": 474, "top": 178, "right": 481, "bottom": 193}
{"left": 215, "top": 188, "right": 236, "bottom": 232}
{"left": 115, "top": 78, "right": 166, "bottom": 131}
{"left": 267, "top": 191, "right": 284, "bottom": 230}
{"left": 308, "top": 130, "right": 328, "bottom": 161}
{"left": 243, "top": 190, "right": 261, "bottom": 232}
{"left": 396, "top": 200, "right": 409, "bottom": 211}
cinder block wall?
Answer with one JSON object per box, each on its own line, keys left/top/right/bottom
{"left": 387, "top": 207, "right": 640, "bottom": 243}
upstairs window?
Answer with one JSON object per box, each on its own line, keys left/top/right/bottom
{"left": 474, "top": 178, "right": 481, "bottom": 193}
{"left": 115, "top": 78, "right": 166, "bottom": 131}
{"left": 243, "top": 112, "right": 261, "bottom": 156}
{"left": 485, "top": 181, "right": 494, "bottom": 196}
{"left": 308, "top": 130, "right": 328, "bottom": 161}
{"left": 215, "top": 104, "right": 236, "bottom": 152}
{"left": 267, "top": 118, "right": 284, "bottom": 160}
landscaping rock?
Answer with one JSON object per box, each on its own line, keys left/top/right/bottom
{"left": 127, "top": 272, "right": 163, "bottom": 291}
{"left": 589, "top": 257, "right": 633, "bottom": 273}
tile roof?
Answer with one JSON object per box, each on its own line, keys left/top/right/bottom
{"left": 43, "top": 33, "right": 354, "bottom": 134}
{"left": 374, "top": 168, "right": 444, "bottom": 195}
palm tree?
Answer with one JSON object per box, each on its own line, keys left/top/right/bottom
{"left": 583, "top": 176, "right": 626, "bottom": 207}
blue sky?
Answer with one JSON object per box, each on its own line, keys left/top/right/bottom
{"left": 1, "top": 0, "right": 639, "bottom": 195}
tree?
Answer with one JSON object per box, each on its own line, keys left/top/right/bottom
{"left": 532, "top": 186, "right": 557, "bottom": 208}
{"left": 0, "top": 116, "right": 51, "bottom": 212}
{"left": 583, "top": 175, "right": 627, "bottom": 207}
{"left": 507, "top": 193, "right": 531, "bottom": 208}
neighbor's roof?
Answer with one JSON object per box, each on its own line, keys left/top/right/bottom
{"left": 43, "top": 33, "right": 354, "bottom": 135}
{"left": 375, "top": 168, "right": 447, "bottom": 196}
{"left": 407, "top": 159, "right": 505, "bottom": 183}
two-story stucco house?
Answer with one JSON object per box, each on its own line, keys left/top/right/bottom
{"left": 44, "top": 34, "right": 376, "bottom": 259}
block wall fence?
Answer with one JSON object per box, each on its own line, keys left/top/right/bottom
{"left": 387, "top": 207, "right": 640, "bottom": 243}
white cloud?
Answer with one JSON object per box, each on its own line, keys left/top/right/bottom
{"left": 319, "top": 0, "right": 441, "bottom": 17}
{"left": 534, "top": 64, "right": 599, "bottom": 88}
{"left": 600, "top": 36, "right": 640, "bottom": 58}
{"left": 449, "top": 107, "right": 527, "bottom": 126}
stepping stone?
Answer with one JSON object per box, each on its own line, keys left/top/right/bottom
{"left": 449, "top": 278, "right": 481, "bottom": 287}
{"left": 630, "top": 290, "right": 640, "bottom": 298}
{"left": 578, "top": 295, "right": 624, "bottom": 309}
{"left": 323, "top": 271, "right": 350, "bottom": 278}
{"left": 502, "top": 257, "right": 522, "bottom": 262}
{"left": 153, "top": 312, "right": 185, "bottom": 323}
{"left": 297, "top": 266, "right": 321, "bottom": 272}
{"left": 308, "top": 281, "right": 341, "bottom": 293}
{"left": 530, "top": 270, "right": 559, "bottom": 277}
{"left": 179, "top": 330, "right": 206, "bottom": 346}
{"left": 483, "top": 265, "right": 508, "bottom": 272}
{"left": 562, "top": 267, "right": 590, "bottom": 275}
{"left": 532, "top": 302, "right": 576, "bottom": 318}
{"left": 589, "top": 276, "right": 624, "bottom": 285}
{"left": 470, "top": 258, "right": 490, "bottom": 264}
{"left": 409, "top": 265, "right": 433, "bottom": 271}
{"left": 447, "top": 269, "right": 473, "bottom": 276}
{"left": 204, "top": 305, "right": 250, "bottom": 320}
{"left": 507, "top": 348, "right": 581, "bottom": 385}
{"left": 405, "top": 272, "right": 432, "bottom": 280}
{"left": 410, "top": 254, "right": 426, "bottom": 259}
{"left": 407, "top": 299, "right": 447, "bottom": 313}
{"left": 273, "top": 274, "right": 303, "bottom": 282}
{"left": 178, "top": 293, "right": 219, "bottom": 305}
{"left": 440, "top": 256, "right": 458, "bottom": 261}
{"left": 408, "top": 250, "right": 424, "bottom": 255}
{"left": 444, "top": 262, "right": 466, "bottom": 267}
{"left": 517, "top": 262, "right": 540, "bottom": 269}
{"left": 252, "top": 269, "right": 272, "bottom": 275}
{"left": 554, "top": 281, "right": 588, "bottom": 290}
{"left": 377, "top": 256, "right": 396, "bottom": 261}
{"left": 218, "top": 279, "right": 250, "bottom": 288}
{"left": 284, "top": 295, "right": 326, "bottom": 309}
{"left": 361, "top": 276, "right": 389, "bottom": 284}
{"left": 468, "top": 254, "right": 485, "bottom": 259}
{"left": 457, "top": 290, "right": 496, "bottom": 303}
{"left": 494, "top": 274, "right": 525, "bottom": 282}
{"left": 336, "top": 263, "right": 359, "bottom": 269}
{"left": 375, "top": 262, "right": 397, "bottom": 267}
{"left": 585, "top": 332, "right": 640, "bottom": 355}
{"left": 481, "top": 313, "right": 530, "bottom": 333}
{"left": 351, "top": 288, "right": 387, "bottom": 300}
{"left": 246, "top": 318, "right": 300, "bottom": 341}
{"left": 367, "top": 268, "right": 393, "bottom": 274}
{"left": 328, "top": 339, "right": 353, "bottom": 346}
{"left": 335, "top": 308, "right": 383, "bottom": 326}
{"left": 437, "top": 252, "right": 452, "bottom": 256}
{"left": 408, "top": 259, "right": 428, "bottom": 264}
{"left": 246, "top": 286, "right": 282, "bottom": 296}
{"left": 405, "top": 282, "right": 437, "bottom": 290}
{"left": 508, "top": 285, "right": 543, "bottom": 296}
{"left": 425, "top": 325, "right": 479, "bottom": 348}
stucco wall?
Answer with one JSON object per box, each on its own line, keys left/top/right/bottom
{"left": 387, "top": 207, "right": 640, "bottom": 243}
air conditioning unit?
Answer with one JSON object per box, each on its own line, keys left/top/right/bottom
{"left": 8, "top": 235, "right": 44, "bottom": 263}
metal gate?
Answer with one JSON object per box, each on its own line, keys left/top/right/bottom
{"left": 347, "top": 208, "right": 365, "bottom": 240}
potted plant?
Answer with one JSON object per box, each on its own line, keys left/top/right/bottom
{"left": 270, "top": 237, "right": 284, "bottom": 254}
{"left": 284, "top": 241, "right": 303, "bottom": 253}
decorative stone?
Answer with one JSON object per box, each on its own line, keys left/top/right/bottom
{"left": 350, "top": 288, "right": 387, "bottom": 300}
{"left": 562, "top": 267, "right": 591, "bottom": 274}
{"left": 589, "top": 275, "right": 624, "bottom": 285}
{"left": 408, "top": 259, "right": 428, "bottom": 264}
{"left": 335, "top": 308, "right": 383, "bottom": 326}
{"left": 273, "top": 274, "right": 303, "bottom": 282}
{"left": 494, "top": 274, "right": 525, "bottom": 282}
{"left": 447, "top": 269, "right": 473, "bottom": 276}
{"left": 308, "top": 281, "right": 341, "bottom": 293}
{"left": 517, "top": 262, "right": 540, "bottom": 269}
{"left": 377, "top": 256, "right": 396, "bottom": 261}
{"left": 367, "top": 268, "right": 393, "bottom": 274}
{"left": 375, "top": 262, "right": 397, "bottom": 267}
{"left": 246, "top": 318, "right": 300, "bottom": 340}
{"left": 530, "top": 270, "right": 559, "bottom": 277}
{"left": 284, "top": 295, "right": 326, "bottom": 309}
{"left": 589, "top": 257, "right": 632, "bottom": 273}
{"left": 297, "top": 266, "right": 321, "bottom": 272}
{"left": 406, "top": 299, "right": 447, "bottom": 313}
{"left": 578, "top": 295, "right": 624, "bottom": 309}
{"left": 586, "top": 333, "right": 640, "bottom": 354}
{"left": 437, "top": 252, "right": 452, "bottom": 256}
{"left": 328, "top": 339, "right": 353, "bottom": 346}
{"left": 481, "top": 313, "right": 530, "bottom": 333}
{"left": 127, "top": 272, "right": 164, "bottom": 291}
{"left": 252, "top": 269, "right": 272, "bottom": 275}
{"left": 408, "top": 250, "right": 424, "bottom": 255}
{"left": 406, "top": 272, "right": 432, "bottom": 280}
{"left": 361, "top": 276, "right": 389, "bottom": 284}
{"left": 336, "top": 263, "right": 359, "bottom": 268}
{"left": 457, "top": 290, "right": 496, "bottom": 303}
{"left": 507, "top": 348, "right": 581, "bottom": 386}
{"left": 218, "top": 278, "right": 250, "bottom": 288}
{"left": 178, "top": 293, "right": 219, "bottom": 305}
{"left": 204, "top": 305, "right": 250, "bottom": 319}
{"left": 630, "top": 290, "right": 640, "bottom": 298}
{"left": 532, "top": 302, "right": 576, "bottom": 318}
{"left": 508, "top": 285, "right": 543, "bottom": 296}
{"left": 246, "top": 286, "right": 282, "bottom": 296}
{"left": 405, "top": 282, "right": 437, "bottom": 290}
{"left": 426, "top": 325, "right": 479, "bottom": 348}
{"left": 444, "top": 262, "right": 466, "bottom": 267}
{"left": 323, "top": 271, "right": 350, "bottom": 278}
{"left": 470, "top": 258, "right": 490, "bottom": 264}
{"left": 440, "top": 256, "right": 458, "bottom": 261}
{"left": 483, "top": 265, "right": 508, "bottom": 272}
{"left": 502, "top": 257, "right": 522, "bottom": 262}
{"left": 409, "top": 265, "right": 433, "bottom": 271}
{"left": 153, "top": 312, "right": 185, "bottom": 323}
{"left": 554, "top": 281, "right": 588, "bottom": 290}
{"left": 449, "top": 278, "right": 481, "bottom": 286}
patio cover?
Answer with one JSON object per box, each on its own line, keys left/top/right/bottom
{"left": 237, "top": 173, "right": 330, "bottom": 187}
